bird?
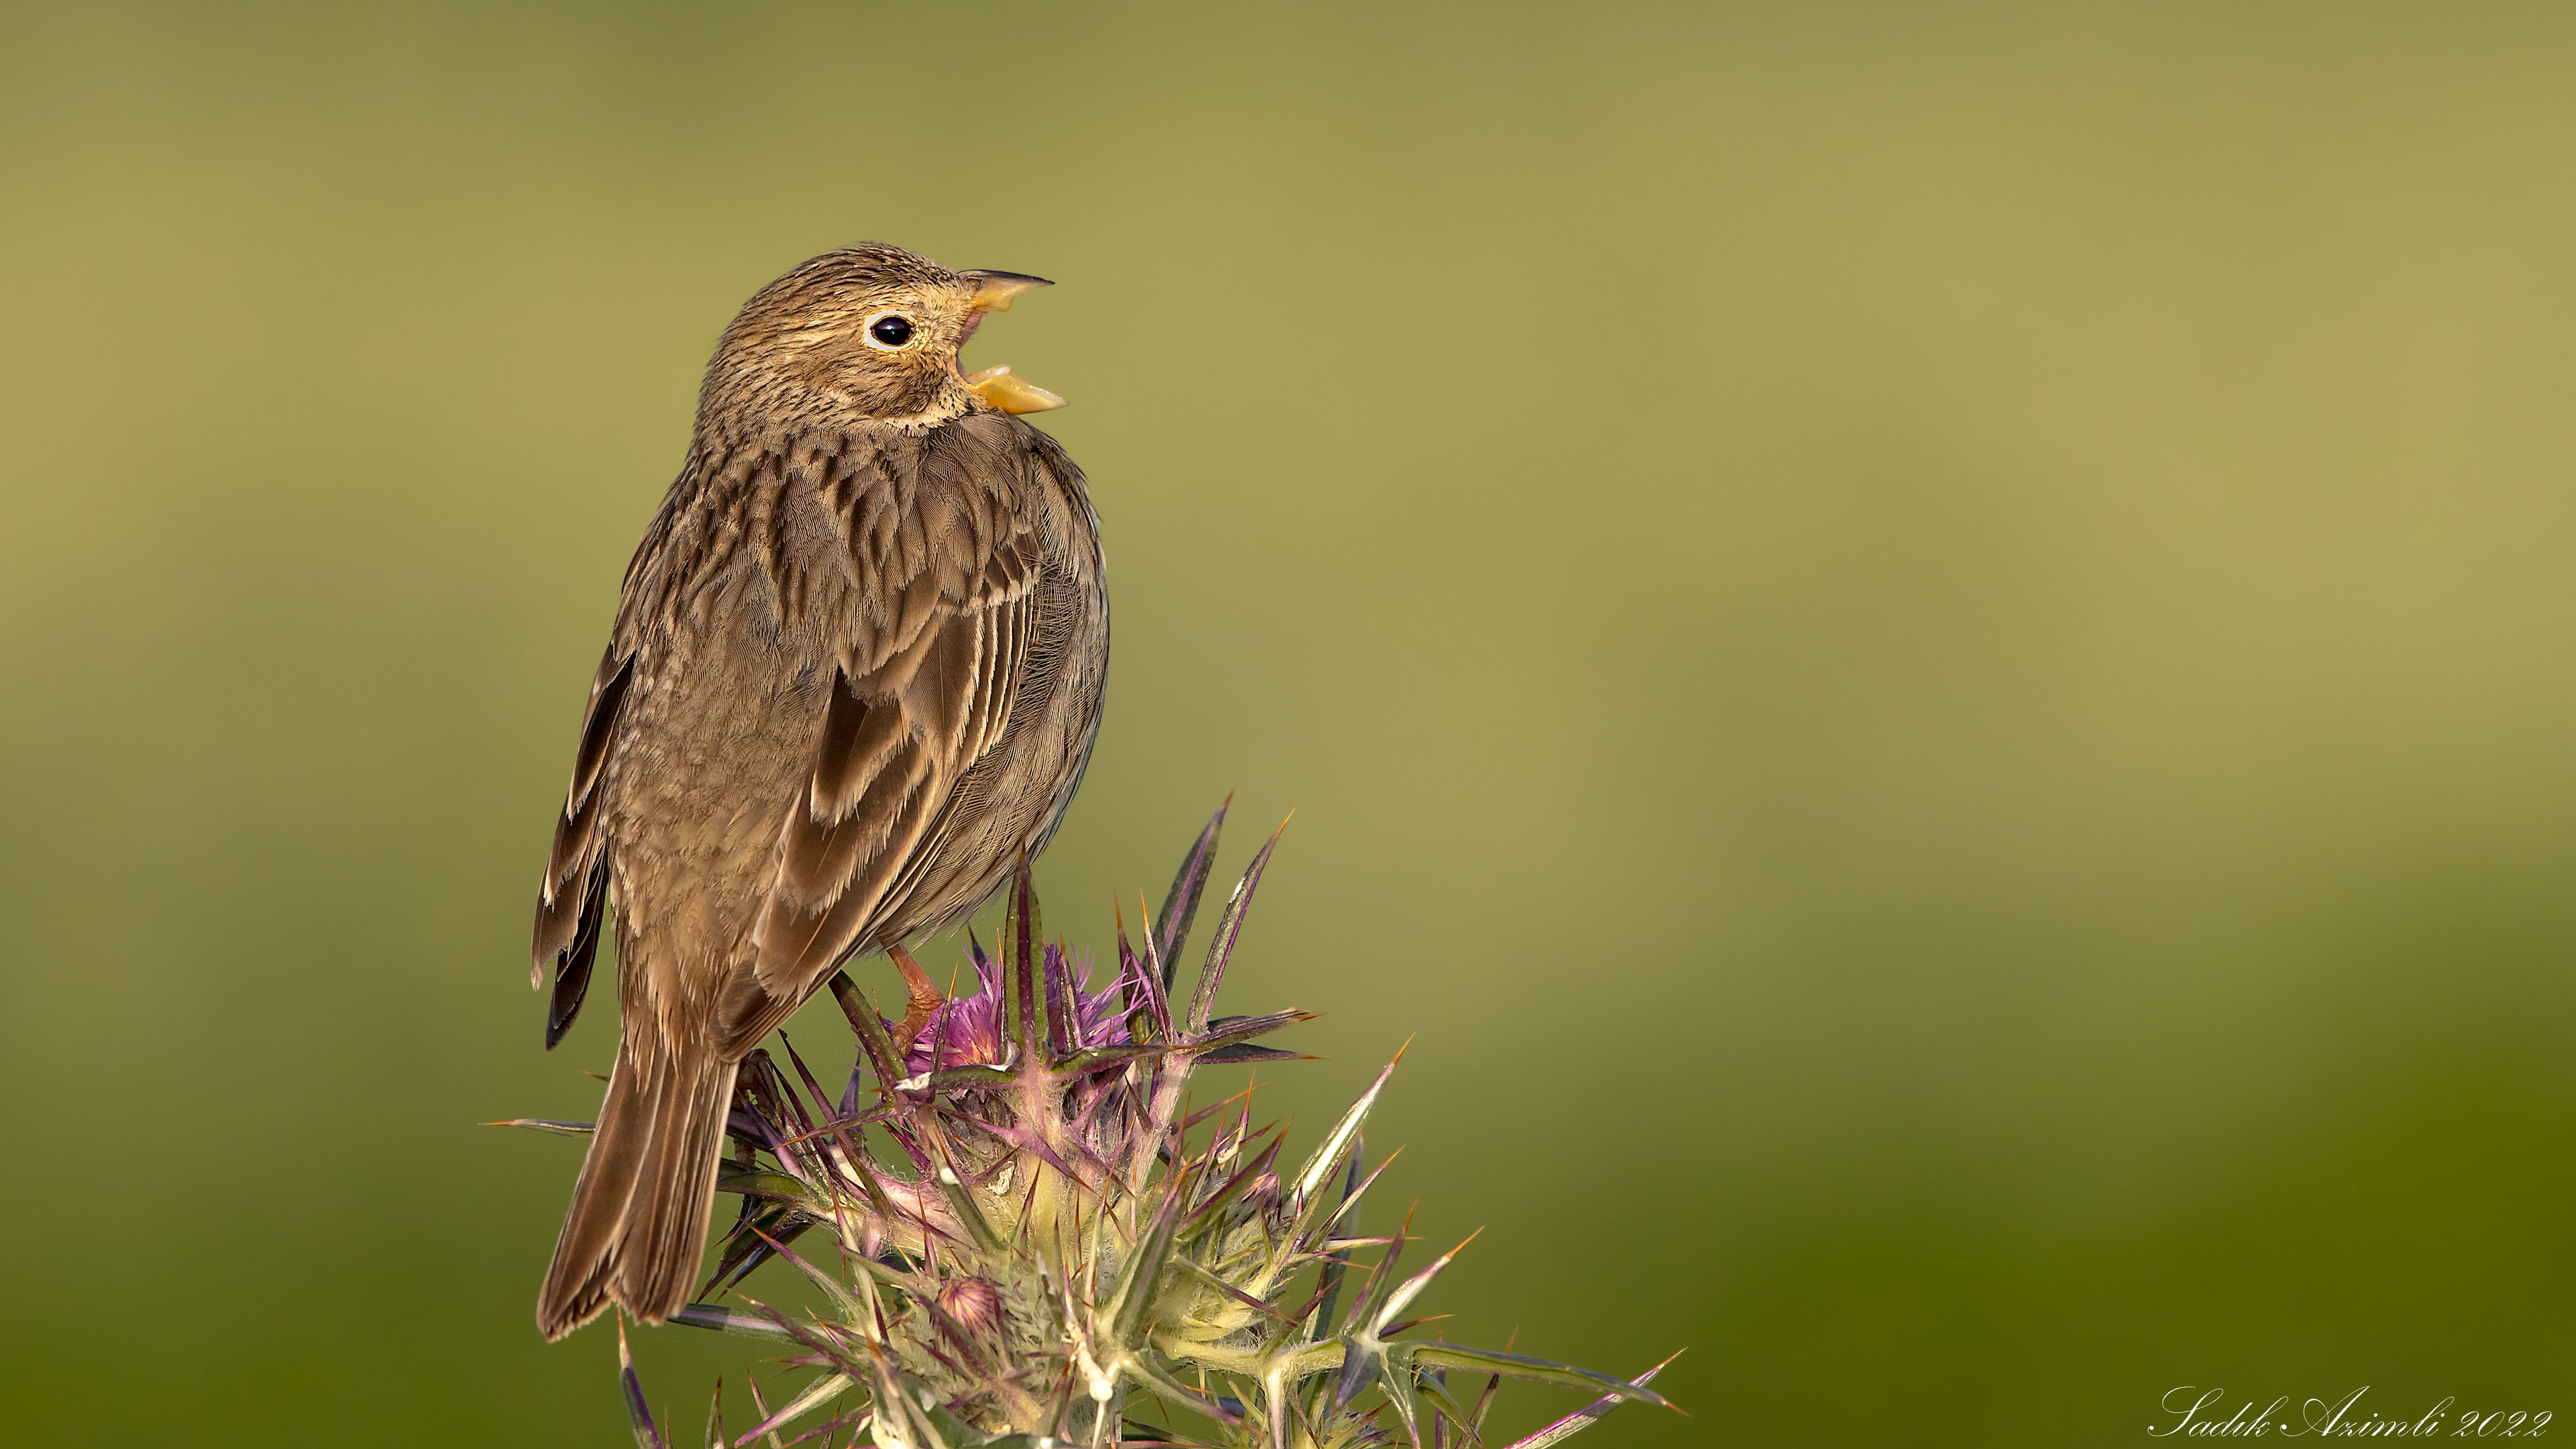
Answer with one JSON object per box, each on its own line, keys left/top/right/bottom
{"left": 526, "top": 243, "right": 1108, "bottom": 1341}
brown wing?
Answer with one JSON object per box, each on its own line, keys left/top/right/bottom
{"left": 715, "top": 438, "right": 1044, "bottom": 1055}
{"left": 531, "top": 645, "right": 634, "bottom": 1047}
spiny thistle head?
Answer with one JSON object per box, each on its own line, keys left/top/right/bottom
{"left": 553, "top": 805, "right": 1677, "bottom": 1449}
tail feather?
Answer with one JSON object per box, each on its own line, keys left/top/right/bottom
{"left": 536, "top": 1044, "right": 739, "bottom": 1340}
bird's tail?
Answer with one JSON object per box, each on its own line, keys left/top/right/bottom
{"left": 536, "top": 1040, "right": 739, "bottom": 1340}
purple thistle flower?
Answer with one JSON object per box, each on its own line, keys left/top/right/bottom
{"left": 898, "top": 941, "right": 1135, "bottom": 1077}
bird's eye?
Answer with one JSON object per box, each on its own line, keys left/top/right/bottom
{"left": 866, "top": 314, "right": 915, "bottom": 349}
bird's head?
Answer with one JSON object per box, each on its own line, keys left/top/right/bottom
{"left": 700, "top": 242, "right": 1065, "bottom": 431}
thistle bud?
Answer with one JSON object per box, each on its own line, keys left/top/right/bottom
{"left": 934, "top": 1276, "right": 1005, "bottom": 1342}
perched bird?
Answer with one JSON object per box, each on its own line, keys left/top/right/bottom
{"left": 527, "top": 244, "right": 1107, "bottom": 1340}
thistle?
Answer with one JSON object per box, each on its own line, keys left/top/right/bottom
{"left": 521, "top": 804, "right": 1677, "bottom": 1448}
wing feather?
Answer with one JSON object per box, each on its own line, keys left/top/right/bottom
{"left": 718, "top": 425, "right": 1047, "bottom": 1055}
{"left": 531, "top": 648, "right": 635, "bottom": 1045}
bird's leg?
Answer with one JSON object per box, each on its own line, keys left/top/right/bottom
{"left": 885, "top": 938, "right": 947, "bottom": 1042}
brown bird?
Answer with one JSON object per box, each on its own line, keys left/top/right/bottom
{"left": 527, "top": 244, "right": 1108, "bottom": 1340}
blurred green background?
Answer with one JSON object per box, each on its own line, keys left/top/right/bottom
{"left": 4, "top": 1, "right": 2573, "bottom": 1442}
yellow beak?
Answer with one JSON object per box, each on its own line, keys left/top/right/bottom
{"left": 961, "top": 269, "right": 1052, "bottom": 312}
{"left": 956, "top": 270, "right": 1065, "bottom": 413}
{"left": 962, "top": 365, "right": 1067, "bottom": 415}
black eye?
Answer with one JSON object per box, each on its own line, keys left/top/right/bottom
{"left": 868, "top": 315, "right": 914, "bottom": 347}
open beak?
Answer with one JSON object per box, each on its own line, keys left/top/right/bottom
{"left": 956, "top": 270, "right": 1067, "bottom": 415}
